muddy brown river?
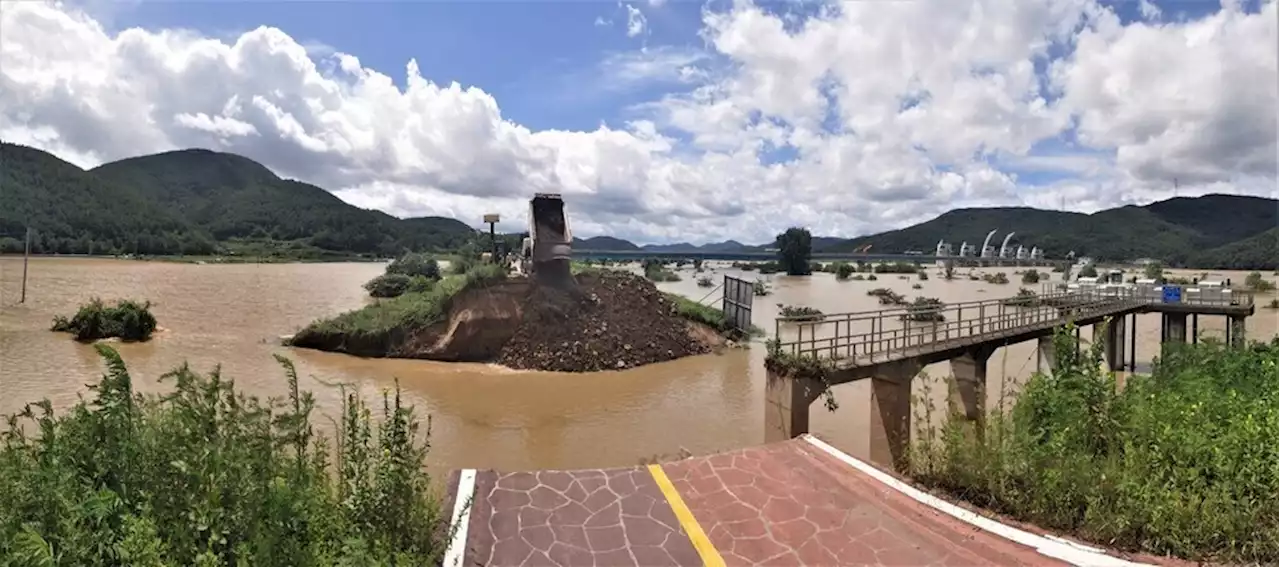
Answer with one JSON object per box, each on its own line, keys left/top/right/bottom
{"left": 2, "top": 257, "right": 1275, "bottom": 478}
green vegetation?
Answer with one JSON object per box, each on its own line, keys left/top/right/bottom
{"left": 943, "top": 261, "right": 955, "bottom": 281}
{"left": 1000, "top": 288, "right": 1040, "bottom": 307}
{"left": 696, "top": 276, "right": 714, "bottom": 288}
{"left": 917, "top": 270, "right": 929, "bottom": 281}
{"left": 290, "top": 263, "right": 508, "bottom": 356}
{"left": 1079, "top": 263, "right": 1098, "bottom": 278}
{"left": 662, "top": 293, "right": 760, "bottom": 338}
{"left": 0, "top": 346, "right": 446, "bottom": 565}
{"left": 752, "top": 279, "right": 772, "bottom": 297}
{"left": 832, "top": 262, "right": 856, "bottom": 280}
{"left": 642, "top": 259, "right": 681, "bottom": 282}
{"left": 1245, "top": 271, "right": 1276, "bottom": 292}
{"left": 1020, "top": 270, "right": 1040, "bottom": 285}
{"left": 775, "top": 227, "right": 812, "bottom": 276}
{"left": 1142, "top": 261, "right": 1164, "bottom": 282}
{"left": 867, "top": 288, "right": 907, "bottom": 306}
{"left": 51, "top": 298, "right": 157, "bottom": 342}
{"left": 982, "top": 272, "right": 1010, "bottom": 285}
{"left": 873, "top": 261, "right": 918, "bottom": 274}
{"left": 910, "top": 331, "right": 1278, "bottom": 563}
{"left": 1, "top": 143, "right": 476, "bottom": 258}
{"left": 777, "top": 304, "right": 824, "bottom": 322}
{"left": 901, "top": 297, "right": 945, "bottom": 322}
{"left": 1268, "top": 299, "right": 1279, "bottom": 309}
{"left": 363, "top": 254, "right": 444, "bottom": 298}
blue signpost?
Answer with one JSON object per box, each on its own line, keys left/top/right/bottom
{"left": 1162, "top": 286, "right": 1182, "bottom": 303}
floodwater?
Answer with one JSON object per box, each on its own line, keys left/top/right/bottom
{"left": 1, "top": 257, "right": 1276, "bottom": 477}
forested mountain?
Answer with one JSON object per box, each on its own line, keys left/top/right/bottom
{"left": 0, "top": 143, "right": 216, "bottom": 255}
{"left": 820, "top": 195, "right": 1278, "bottom": 268}
{"left": 573, "top": 236, "right": 641, "bottom": 250}
{"left": 0, "top": 144, "right": 477, "bottom": 256}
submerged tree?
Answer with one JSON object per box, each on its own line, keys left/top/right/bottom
{"left": 775, "top": 227, "right": 813, "bottom": 276}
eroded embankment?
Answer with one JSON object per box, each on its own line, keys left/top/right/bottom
{"left": 288, "top": 270, "right": 728, "bottom": 371}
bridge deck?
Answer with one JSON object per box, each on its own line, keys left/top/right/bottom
{"left": 776, "top": 288, "right": 1254, "bottom": 364}
{"left": 442, "top": 436, "right": 1149, "bottom": 566}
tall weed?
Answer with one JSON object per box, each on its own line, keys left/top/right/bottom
{"left": 0, "top": 346, "right": 449, "bottom": 566}
{"left": 909, "top": 326, "right": 1278, "bottom": 563}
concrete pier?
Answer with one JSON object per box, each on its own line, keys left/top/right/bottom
{"left": 1162, "top": 313, "right": 1188, "bottom": 344}
{"left": 1096, "top": 316, "right": 1127, "bottom": 371}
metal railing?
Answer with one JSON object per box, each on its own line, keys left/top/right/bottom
{"left": 1039, "top": 283, "right": 1255, "bottom": 308}
{"left": 774, "top": 284, "right": 1253, "bottom": 361}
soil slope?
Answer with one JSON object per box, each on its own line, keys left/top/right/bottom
{"left": 497, "top": 271, "right": 714, "bottom": 371}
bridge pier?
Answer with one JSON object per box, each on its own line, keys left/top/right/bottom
{"left": 763, "top": 368, "right": 822, "bottom": 444}
{"left": 1229, "top": 315, "right": 1246, "bottom": 347}
{"left": 948, "top": 346, "right": 993, "bottom": 423}
{"left": 1094, "top": 317, "right": 1126, "bottom": 372}
{"left": 1161, "top": 313, "right": 1188, "bottom": 344}
{"left": 868, "top": 360, "right": 920, "bottom": 470}
{"left": 1035, "top": 336, "right": 1057, "bottom": 375}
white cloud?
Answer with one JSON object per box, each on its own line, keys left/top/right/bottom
{"left": 624, "top": 4, "right": 647, "bottom": 38}
{"left": 0, "top": 0, "right": 1275, "bottom": 246}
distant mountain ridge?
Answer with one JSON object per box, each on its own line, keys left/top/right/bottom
{"left": 2, "top": 143, "right": 1273, "bottom": 269}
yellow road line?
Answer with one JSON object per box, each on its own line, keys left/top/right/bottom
{"left": 647, "top": 464, "right": 726, "bottom": 567}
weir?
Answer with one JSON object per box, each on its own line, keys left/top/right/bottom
{"left": 766, "top": 285, "right": 1256, "bottom": 469}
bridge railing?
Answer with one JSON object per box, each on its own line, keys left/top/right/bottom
{"left": 1039, "top": 283, "right": 1255, "bottom": 308}
{"left": 776, "top": 284, "right": 1255, "bottom": 360}
{"left": 773, "top": 292, "right": 1134, "bottom": 359}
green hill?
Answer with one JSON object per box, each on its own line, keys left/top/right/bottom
{"left": 821, "top": 195, "right": 1277, "bottom": 269}
{"left": 1188, "top": 227, "right": 1279, "bottom": 270}
{"left": 0, "top": 143, "right": 216, "bottom": 255}
{"left": 2, "top": 144, "right": 478, "bottom": 257}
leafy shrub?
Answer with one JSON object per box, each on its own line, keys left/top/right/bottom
{"left": 697, "top": 276, "right": 714, "bottom": 287}
{"left": 1001, "top": 287, "right": 1039, "bottom": 307}
{"left": 364, "top": 273, "right": 413, "bottom": 298}
{"left": 911, "top": 283, "right": 923, "bottom": 290}
{"left": 51, "top": 298, "right": 157, "bottom": 342}
{"left": 900, "top": 297, "right": 945, "bottom": 322}
{"left": 642, "top": 259, "right": 681, "bottom": 282}
{"left": 917, "top": 271, "right": 929, "bottom": 281}
{"left": 0, "top": 346, "right": 447, "bottom": 565}
{"left": 867, "top": 288, "right": 907, "bottom": 306}
{"left": 777, "top": 304, "right": 824, "bottom": 322}
{"left": 1021, "top": 270, "right": 1041, "bottom": 284}
{"left": 983, "top": 272, "right": 1010, "bottom": 285}
{"left": 910, "top": 331, "right": 1278, "bottom": 563}
{"left": 833, "top": 262, "right": 856, "bottom": 281}
{"left": 386, "top": 253, "right": 442, "bottom": 280}
{"left": 1245, "top": 271, "right": 1275, "bottom": 292}
{"left": 874, "top": 262, "right": 918, "bottom": 274}
{"left": 1079, "top": 263, "right": 1099, "bottom": 278}
{"left": 752, "top": 279, "right": 771, "bottom": 297}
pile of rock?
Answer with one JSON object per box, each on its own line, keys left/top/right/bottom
{"left": 497, "top": 271, "right": 710, "bottom": 372}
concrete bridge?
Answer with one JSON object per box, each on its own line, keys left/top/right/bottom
{"left": 765, "top": 285, "right": 1256, "bottom": 469}
{"left": 572, "top": 249, "right": 1053, "bottom": 266}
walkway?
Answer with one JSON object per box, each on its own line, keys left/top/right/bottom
{"left": 773, "top": 287, "right": 1253, "bottom": 365}
{"left": 441, "top": 436, "right": 1149, "bottom": 567}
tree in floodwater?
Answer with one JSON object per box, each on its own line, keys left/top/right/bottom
{"left": 775, "top": 227, "right": 813, "bottom": 276}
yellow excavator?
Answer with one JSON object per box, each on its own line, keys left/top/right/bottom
{"left": 518, "top": 193, "right": 574, "bottom": 287}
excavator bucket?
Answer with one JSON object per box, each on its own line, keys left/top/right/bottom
{"left": 528, "top": 194, "right": 574, "bottom": 288}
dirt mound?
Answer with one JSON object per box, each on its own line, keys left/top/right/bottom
{"left": 497, "top": 271, "right": 713, "bottom": 372}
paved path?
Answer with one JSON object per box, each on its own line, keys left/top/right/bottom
{"left": 442, "top": 436, "right": 1149, "bottom": 567}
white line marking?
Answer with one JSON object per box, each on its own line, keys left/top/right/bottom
{"left": 800, "top": 435, "right": 1151, "bottom": 567}
{"left": 443, "top": 468, "right": 477, "bottom": 567}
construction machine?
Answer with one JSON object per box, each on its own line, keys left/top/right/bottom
{"left": 519, "top": 193, "right": 574, "bottom": 287}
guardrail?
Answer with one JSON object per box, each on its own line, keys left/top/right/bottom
{"left": 775, "top": 285, "right": 1253, "bottom": 360}
{"left": 1039, "top": 283, "right": 1254, "bottom": 308}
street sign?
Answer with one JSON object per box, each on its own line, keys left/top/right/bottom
{"left": 1162, "top": 286, "right": 1182, "bottom": 303}
{"left": 483, "top": 214, "right": 501, "bottom": 224}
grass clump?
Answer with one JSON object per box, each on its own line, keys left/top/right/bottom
{"left": 777, "top": 304, "right": 824, "bottom": 322}
{"left": 1020, "top": 270, "right": 1041, "bottom": 284}
{"left": 662, "top": 293, "right": 761, "bottom": 338}
{"left": 51, "top": 298, "right": 157, "bottom": 342}
{"left": 982, "top": 272, "right": 1010, "bottom": 285}
{"left": 642, "top": 259, "right": 681, "bottom": 282}
{"left": 909, "top": 329, "right": 1278, "bottom": 563}
{"left": 292, "top": 263, "right": 509, "bottom": 356}
{"left": 0, "top": 345, "right": 447, "bottom": 565}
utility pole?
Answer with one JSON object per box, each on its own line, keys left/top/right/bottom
{"left": 20, "top": 227, "right": 31, "bottom": 303}
{"left": 483, "top": 214, "right": 501, "bottom": 262}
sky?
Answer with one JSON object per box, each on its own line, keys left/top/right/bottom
{"left": 1, "top": 0, "right": 1276, "bottom": 245}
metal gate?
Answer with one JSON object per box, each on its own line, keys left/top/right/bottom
{"left": 722, "top": 275, "right": 754, "bottom": 334}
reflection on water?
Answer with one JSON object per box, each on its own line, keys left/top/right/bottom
{"left": 2, "top": 257, "right": 1275, "bottom": 476}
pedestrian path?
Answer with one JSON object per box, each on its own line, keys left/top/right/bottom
{"left": 441, "top": 435, "right": 1152, "bottom": 566}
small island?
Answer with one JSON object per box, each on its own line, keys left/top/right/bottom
{"left": 287, "top": 254, "right": 750, "bottom": 372}
{"left": 51, "top": 298, "right": 157, "bottom": 342}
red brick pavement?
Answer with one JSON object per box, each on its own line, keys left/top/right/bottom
{"left": 444, "top": 437, "right": 1143, "bottom": 567}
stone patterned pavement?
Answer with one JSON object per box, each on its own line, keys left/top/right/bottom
{"left": 443, "top": 437, "right": 1134, "bottom": 566}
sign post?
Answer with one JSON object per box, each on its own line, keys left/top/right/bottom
{"left": 483, "top": 214, "right": 501, "bottom": 261}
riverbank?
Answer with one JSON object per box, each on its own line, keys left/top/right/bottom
{"left": 287, "top": 265, "right": 743, "bottom": 372}
{"left": 907, "top": 331, "right": 1278, "bottom": 564}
